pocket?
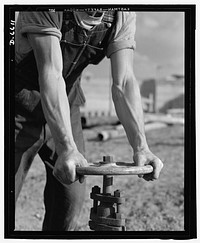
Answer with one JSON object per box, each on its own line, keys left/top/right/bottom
{"left": 15, "top": 88, "right": 41, "bottom": 112}
{"left": 68, "top": 78, "right": 86, "bottom": 107}
{"left": 15, "top": 88, "right": 45, "bottom": 123}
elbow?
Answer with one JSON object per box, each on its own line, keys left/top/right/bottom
{"left": 111, "top": 78, "right": 129, "bottom": 102}
{"left": 112, "top": 71, "right": 139, "bottom": 103}
{"left": 39, "top": 68, "right": 64, "bottom": 92}
{"left": 112, "top": 71, "right": 137, "bottom": 94}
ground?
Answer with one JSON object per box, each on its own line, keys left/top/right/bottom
{"left": 15, "top": 123, "right": 184, "bottom": 232}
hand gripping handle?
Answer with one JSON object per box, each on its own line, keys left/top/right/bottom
{"left": 76, "top": 162, "right": 153, "bottom": 176}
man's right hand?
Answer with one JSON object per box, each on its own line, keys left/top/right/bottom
{"left": 52, "top": 149, "right": 88, "bottom": 185}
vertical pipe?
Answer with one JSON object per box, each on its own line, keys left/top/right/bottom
{"left": 114, "top": 190, "right": 121, "bottom": 213}
{"left": 103, "top": 175, "right": 113, "bottom": 194}
{"left": 102, "top": 155, "right": 114, "bottom": 195}
{"left": 92, "top": 186, "right": 100, "bottom": 213}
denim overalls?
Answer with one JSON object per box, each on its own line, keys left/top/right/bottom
{"left": 15, "top": 11, "right": 116, "bottom": 231}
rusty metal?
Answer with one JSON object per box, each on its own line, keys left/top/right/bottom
{"left": 89, "top": 156, "right": 126, "bottom": 231}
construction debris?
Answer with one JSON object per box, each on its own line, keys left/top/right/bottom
{"left": 98, "top": 127, "right": 126, "bottom": 141}
{"left": 144, "top": 113, "right": 184, "bottom": 125}
{"left": 97, "top": 113, "right": 184, "bottom": 141}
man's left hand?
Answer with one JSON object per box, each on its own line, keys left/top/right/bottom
{"left": 133, "top": 149, "right": 164, "bottom": 181}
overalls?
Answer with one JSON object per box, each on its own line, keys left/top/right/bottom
{"left": 15, "top": 10, "right": 116, "bottom": 231}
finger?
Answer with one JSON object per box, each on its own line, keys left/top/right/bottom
{"left": 76, "top": 159, "right": 88, "bottom": 183}
{"left": 75, "top": 171, "right": 83, "bottom": 183}
{"left": 66, "top": 165, "right": 76, "bottom": 183}
{"left": 143, "top": 173, "right": 155, "bottom": 181}
{"left": 150, "top": 159, "right": 163, "bottom": 180}
{"left": 83, "top": 158, "right": 88, "bottom": 166}
{"left": 79, "top": 175, "right": 85, "bottom": 184}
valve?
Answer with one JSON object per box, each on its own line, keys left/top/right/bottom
{"left": 76, "top": 155, "right": 153, "bottom": 231}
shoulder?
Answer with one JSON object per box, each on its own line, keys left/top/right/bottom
{"left": 117, "top": 11, "right": 136, "bottom": 22}
{"left": 15, "top": 11, "right": 63, "bottom": 63}
{"left": 19, "top": 11, "right": 63, "bottom": 27}
{"left": 115, "top": 11, "right": 136, "bottom": 34}
{"left": 106, "top": 11, "right": 136, "bottom": 58}
{"left": 17, "top": 11, "right": 63, "bottom": 40}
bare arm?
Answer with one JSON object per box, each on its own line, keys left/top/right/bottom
{"left": 28, "top": 34, "right": 87, "bottom": 184}
{"left": 110, "top": 49, "right": 163, "bottom": 180}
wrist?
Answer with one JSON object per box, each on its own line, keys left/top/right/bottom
{"left": 131, "top": 133, "right": 149, "bottom": 153}
{"left": 133, "top": 146, "right": 150, "bottom": 154}
{"left": 55, "top": 139, "right": 78, "bottom": 156}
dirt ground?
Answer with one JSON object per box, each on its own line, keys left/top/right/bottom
{"left": 15, "top": 122, "right": 184, "bottom": 232}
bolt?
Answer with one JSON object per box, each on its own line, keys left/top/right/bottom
{"left": 92, "top": 186, "right": 100, "bottom": 213}
{"left": 103, "top": 175, "right": 113, "bottom": 194}
{"left": 103, "top": 155, "right": 114, "bottom": 163}
{"left": 114, "top": 190, "right": 120, "bottom": 197}
{"left": 122, "top": 226, "right": 126, "bottom": 231}
{"left": 92, "top": 186, "right": 101, "bottom": 194}
{"left": 114, "top": 190, "right": 121, "bottom": 214}
{"left": 102, "top": 155, "right": 114, "bottom": 195}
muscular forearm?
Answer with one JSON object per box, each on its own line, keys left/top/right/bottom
{"left": 26, "top": 33, "right": 87, "bottom": 184}
{"left": 112, "top": 76, "right": 148, "bottom": 152}
{"left": 110, "top": 49, "right": 163, "bottom": 180}
{"left": 39, "top": 71, "right": 77, "bottom": 155}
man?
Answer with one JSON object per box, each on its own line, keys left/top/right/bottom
{"left": 15, "top": 10, "right": 163, "bottom": 231}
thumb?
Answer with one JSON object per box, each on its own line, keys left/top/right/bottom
{"left": 133, "top": 153, "right": 146, "bottom": 178}
{"left": 65, "top": 161, "right": 76, "bottom": 183}
{"left": 79, "top": 175, "right": 85, "bottom": 183}
{"left": 150, "top": 159, "right": 164, "bottom": 180}
{"left": 133, "top": 152, "right": 147, "bottom": 166}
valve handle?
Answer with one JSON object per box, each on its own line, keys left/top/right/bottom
{"left": 76, "top": 162, "right": 153, "bottom": 175}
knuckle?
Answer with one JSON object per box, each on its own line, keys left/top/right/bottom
{"left": 153, "top": 172, "right": 159, "bottom": 179}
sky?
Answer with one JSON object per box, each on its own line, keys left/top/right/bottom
{"left": 85, "top": 11, "right": 184, "bottom": 81}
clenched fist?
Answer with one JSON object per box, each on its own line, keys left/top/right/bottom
{"left": 133, "top": 149, "right": 163, "bottom": 181}
{"left": 53, "top": 148, "right": 88, "bottom": 185}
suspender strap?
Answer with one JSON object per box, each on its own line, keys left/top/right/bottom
{"left": 102, "top": 11, "right": 116, "bottom": 23}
